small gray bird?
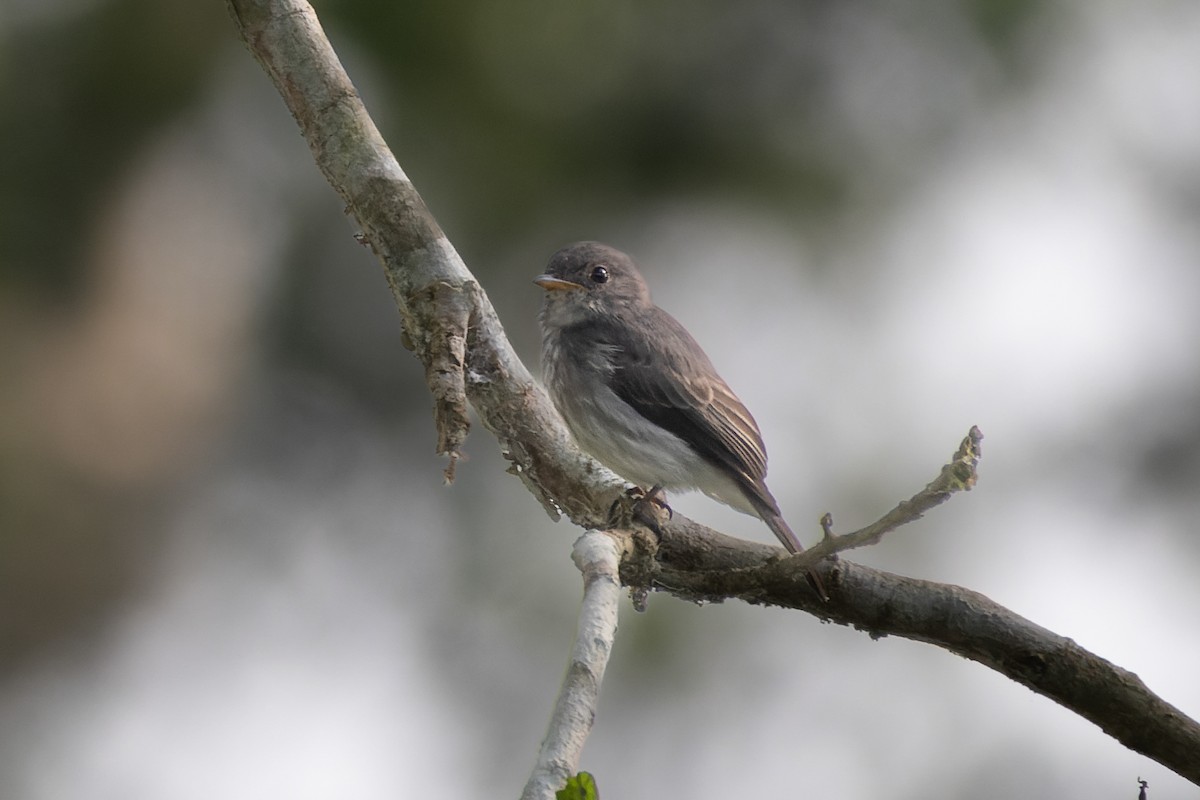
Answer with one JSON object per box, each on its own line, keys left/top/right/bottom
{"left": 536, "top": 242, "right": 827, "bottom": 600}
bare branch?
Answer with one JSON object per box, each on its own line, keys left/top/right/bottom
{"left": 786, "top": 425, "right": 984, "bottom": 569}
{"left": 225, "top": 0, "right": 1200, "bottom": 786}
{"left": 522, "top": 532, "right": 623, "bottom": 800}
{"left": 636, "top": 537, "right": 1200, "bottom": 784}
{"left": 226, "top": 0, "right": 621, "bottom": 524}
{"left": 615, "top": 445, "right": 1200, "bottom": 784}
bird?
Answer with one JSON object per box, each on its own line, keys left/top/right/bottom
{"left": 535, "top": 241, "right": 827, "bottom": 600}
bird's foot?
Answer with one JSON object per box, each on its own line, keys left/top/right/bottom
{"left": 608, "top": 485, "right": 672, "bottom": 537}
{"left": 633, "top": 484, "right": 672, "bottom": 537}
{"left": 639, "top": 485, "right": 673, "bottom": 518}
{"left": 606, "top": 487, "right": 639, "bottom": 528}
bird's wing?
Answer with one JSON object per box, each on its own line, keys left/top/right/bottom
{"left": 588, "top": 310, "right": 773, "bottom": 495}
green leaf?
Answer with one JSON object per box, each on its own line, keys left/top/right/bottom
{"left": 556, "top": 771, "right": 599, "bottom": 800}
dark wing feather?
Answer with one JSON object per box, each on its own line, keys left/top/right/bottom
{"left": 580, "top": 310, "right": 777, "bottom": 513}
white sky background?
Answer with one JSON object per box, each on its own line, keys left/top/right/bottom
{"left": 3, "top": 2, "right": 1199, "bottom": 799}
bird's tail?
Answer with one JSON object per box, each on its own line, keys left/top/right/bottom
{"left": 761, "top": 511, "right": 830, "bottom": 603}
{"left": 761, "top": 511, "right": 804, "bottom": 554}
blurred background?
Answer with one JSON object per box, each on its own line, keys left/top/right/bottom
{"left": 2, "top": 0, "right": 1199, "bottom": 797}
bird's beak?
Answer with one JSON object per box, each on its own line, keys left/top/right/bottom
{"left": 533, "top": 275, "right": 584, "bottom": 292}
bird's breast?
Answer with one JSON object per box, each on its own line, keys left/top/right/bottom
{"left": 542, "top": 328, "right": 710, "bottom": 491}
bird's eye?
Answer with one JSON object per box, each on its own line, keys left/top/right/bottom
{"left": 590, "top": 265, "right": 609, "bottom": 284}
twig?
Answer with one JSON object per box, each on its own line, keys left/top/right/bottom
{"left": 521, "top": 532, "right": 623, "bottom": 800}
{"left": 783, "top": 425, "right": 983, "bottom": 570}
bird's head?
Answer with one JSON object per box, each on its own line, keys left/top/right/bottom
{"left": 534, "top": 242, "right": 653, "bottom": 328}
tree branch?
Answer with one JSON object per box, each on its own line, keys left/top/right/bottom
{"left": 226, "top": 0, "right": 1200, "bottom": 787}
{"left": 522, "top": 532, "right": 622, "bottom": 800}
{"left": 228, "top": 0, "right": 619, "bottom": 524}
{"left": 620, "top": 528, "right": 1200, "bottom": 785}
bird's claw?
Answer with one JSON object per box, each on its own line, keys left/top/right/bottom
{"left": 641, "top": 485, "right": 673, "bottom": 519}
{"left": 608, "top": 485, "right": 672, "bottom": 537}
{"left": 632, "top": 484, "right": 672, "bottom": 537}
